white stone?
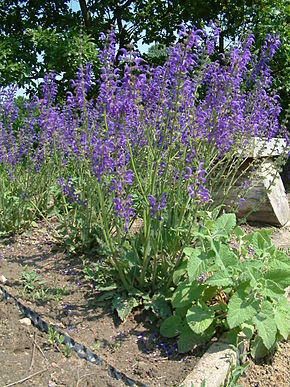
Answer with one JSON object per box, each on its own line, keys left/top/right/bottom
{"left": 19, "top": 317, "right": 32, "bottom": 326}
{"left": 0, "top": 275, "right": 7, "bottom": 284}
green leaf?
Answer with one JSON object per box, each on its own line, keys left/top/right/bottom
{"left": 112, "top": 295, "right": 139, "bottom": 322}
{"left": 254, "top": 301, "right": 277, "bottom": 350}
{"left": 263, "top": 279, "right": 285, "bottom": 299}
{"left": 274, "top": 298, "right": 290, "bottom": 340}
{"left": 213, "top": 213, "right": 236, "bottom": 237}
{"left": 150, "top": 294, "right": 171, "bottom": 319}
{"left": 227, "top": 290, "right": 259, "bottom": 329}
{"left": 206, "top": 271, "right": 233, "bottom": 287}
{"left": 186, "top": 248, "right": 205, "bottom": 281}
{"left": 186, "top": 301, "right": 215, "bottom": 334}
{"left": 173, "top": 260, "right": 187, "bottom": 285}
{"left": 172, "top": 282, "right": 203, "bottom": 308}
{"left": 234, "top": 226, "right": 245, "bottom": 240}
{"left": 244, "top": 230, "right": 272, "bottom": 256}
{"left": 160, "top": 315, "right": 182, "bottom": 338}
{"left": 264, "top": 269, "right": 290, "bottom": 289}
{"left": 219, "top": 245, "right": 239, "bottom": 267}
{"left": 241, "top": 323, "right": 255, "bottom": 340}
{"left": 183, "top": 247, "right": 196, "bottom": 257}
{"left": 177, "top": 325, "right": 199, "bottom": 353}
{"left": 268, "top": 254, "right": 290, "bottom": 272}
{"left": 250, "top": 335, "right": 268, "bottom": 360}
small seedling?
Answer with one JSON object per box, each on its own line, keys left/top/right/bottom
{"left": 63, "top": 343, "right": 72, "bottom": 357}
{"left": 21, "top": 265, "right": 44, "bottom": 294}
{"left": 93, "top": 340, "right": 101, "bottom": 350}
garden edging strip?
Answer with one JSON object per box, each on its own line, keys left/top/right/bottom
{"left": 0, "top": 284, "right": 149, "bottom": 387}
{"left": 180, "top": 335, "right": 248, "bottom": 387}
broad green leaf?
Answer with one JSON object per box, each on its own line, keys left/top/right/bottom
{"left": 160, "top": 315, "right": 182, "bottom": 338}
{"left": 234, "top": 226, "right": 245, "bottom": 239}
{"left": 202, "top": 286, "right": 218, "bottom": 302}
{"left": 172, "top": 282, "right": 203, "bottom": 308}
{"left": 227, "top": 290, "right": 259, "bottom": 328}
{"left": 263, "top": 279, "right": 285, "bottom": 299}
{"left": 177, "top": 326, "right": 199, "bottom": 353}
{"left": 150, "top": 294, "right": 171, "bottom": 319}
{"left": 206, "top": 271, "right": 233, "bottom": 287}
{"left": 264, "top": 269, "right": 290, "bottom": 289}
{"left": 186, "top": 301, "right": 215, "bottom": 334}
{"left": 241, "top": 323, "right": 255, "bottom": 340}
{"left": 257, "top": 229, "right": 272, "bottom": 246}
{"left": 212, "top": 213, "right": 236, "bottom": 237}
{"left": 274, "top": 298, "right": 290, "bottom": 339}
{"left": 250, "top": 335, "right": 268, "bottom": 360}
{"left": 112, "top": 295, "right": 139, "bottom": 321}
{"left": 173, "top": 260, "right": 187, "bottom": 285}
{"left": 183, "top": 247, "right": 196, "bottom": 257}
{"left": 186, "top": 248, "right": 204, "bottom": 281}
{"left": 274, "top": 250, "right": 290, "bottom": 265}
{"left": 226, "top": 327, "right": 241, "bottom": 345}
{"left": 254, "top": 301, "right": 277, "bottom": 349}
{"left": 219, "top": 244, "right": 238, "bottom": 267}
{"left": 244, "top": 230, "right": 271, "bottom": 256}
{"left": 268, "top": 255, "right": 290, "bottom": 272}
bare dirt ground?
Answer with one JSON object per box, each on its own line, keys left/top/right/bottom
{"left": 0, "top": 195, "right": 289, "bottom": 386}
{"left": 0, "top": 223, "right": 207, "bottom": 387}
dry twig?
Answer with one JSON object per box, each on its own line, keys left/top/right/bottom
{"left": 5, "top": 367, "right": 50, "bottom": 387}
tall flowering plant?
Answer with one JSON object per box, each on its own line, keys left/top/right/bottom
{"left": 0, "top": 27, "right": 286, "bottom": 292}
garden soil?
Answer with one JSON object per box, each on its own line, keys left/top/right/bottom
{"left": 0, "top": 201, "right": 289, "bottom": 386}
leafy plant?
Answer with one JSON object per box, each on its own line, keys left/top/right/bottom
{"left": 48, "top": 325, "right": 71, "bottom": 356}
{"left": 160, "top": 213, "right": 290, "bottom": 359}
{"left": 21, "top": 266, "right": 46, "bottom": 296}
{"left": 21, "top": 266, "right": 68, "bottom": 304}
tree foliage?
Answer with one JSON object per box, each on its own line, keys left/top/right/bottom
{"left": 0, "top": 0, "right": 288, "bottom": 113}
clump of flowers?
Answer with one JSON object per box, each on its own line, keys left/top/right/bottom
{"left": 0, "top": 26, "right": 287, "bottom": 292}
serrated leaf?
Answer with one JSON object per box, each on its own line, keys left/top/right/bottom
{"left": 254, "top": 301, "right": 277, "bottom": 349}
{"left": 274, "top": 298, "right": 290, "bottom": 339}
{"left": 160, "top": 315, "right": 182, "bottom": 338}
{"left": 172, "top": 282, "right": 203, "bottom": 308}
{"left": 206, "top": 270, "right": 233, "bottom": 287}
{"left": 213, "top": 213, "right": 236, "bottom": 237}
{"left": 112, "top": 295, "right": 138, "bottom": 321}
{"left": 227, "top": 290, "right": 259, "bottom": 328}
{"left": 186, "top": 301, "right": 215, "bottom": 334}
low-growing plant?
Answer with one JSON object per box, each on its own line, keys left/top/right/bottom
{"left": 48, "top": 325, "right": 71, "bottom": 356}
{"left": 21, "top": 265, "right": 46, "bottom": 296}
{"left": 160, "top": 212, "right": 290, "bottom": 359}
{"left": 21, "top": 266, "right": 68, "bottom": 304}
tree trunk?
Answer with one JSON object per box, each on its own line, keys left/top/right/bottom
{"left": 222, "top": 161, "right": 289, "bottom": 227}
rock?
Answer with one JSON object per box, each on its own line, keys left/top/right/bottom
{"left": 19, "top": 317, "right": 32, "bottom": 326}
{"left": 0, "top": 275, "right": 7, "bottom": 284}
